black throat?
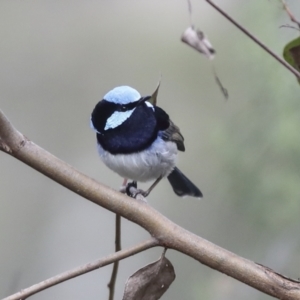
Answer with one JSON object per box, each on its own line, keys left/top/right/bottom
{"left": 95, "top": 103, "right": 158, "bottom": 154}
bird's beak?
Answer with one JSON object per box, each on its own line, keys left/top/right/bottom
{"left": 137, "top": 96, "right": 151, "bottom": 105}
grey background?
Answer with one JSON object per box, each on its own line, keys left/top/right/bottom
{"left": 1, "top": 1, "right": 300, "bottom": 299}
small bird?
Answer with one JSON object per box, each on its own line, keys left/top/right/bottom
{"left": 90, "top": 86, "right": 202, "bottom": 198}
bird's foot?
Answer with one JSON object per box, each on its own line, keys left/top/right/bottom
{"left": 126, "top": 181, "right": 148, "bottom": 201}
{"left": 125, "top": 181, "right": 137, "bottom": 196}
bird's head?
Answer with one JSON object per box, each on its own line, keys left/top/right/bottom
{"left": 90, "top": 86, "right": 152, "bottom": 134}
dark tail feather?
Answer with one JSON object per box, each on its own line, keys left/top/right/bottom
{"left": 167, "top": 167, "right": 203, "bottom": 198}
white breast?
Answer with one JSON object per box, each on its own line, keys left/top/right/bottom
{"left": 97, "top": 137, "right": 178, "bottom": 182}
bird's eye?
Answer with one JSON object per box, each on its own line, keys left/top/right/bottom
{"left": 120, "top": 105, "right": 127, "bottom": 112}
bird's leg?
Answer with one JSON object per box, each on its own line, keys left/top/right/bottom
{"left": 125, "top": 176, "right": 162, "bottom": 199}
{"left": 142, "top": 176, "right": 162, "bottom": 197}
{"left": 119, "top": 178, "right": 128, "bottom": 194}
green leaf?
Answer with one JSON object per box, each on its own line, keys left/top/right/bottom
{"left": 283, "top": 37, "right": 300, "bottom": 84}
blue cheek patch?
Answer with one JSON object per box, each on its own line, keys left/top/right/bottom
{"left": 104, "top": 108, "right": 136, "bottom": 130}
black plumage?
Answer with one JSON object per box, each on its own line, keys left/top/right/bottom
{"left": 90, "top": 87, "right": 203, "bottom": 198}
{"left": 92, "top": 100, "right": 184, "bottom": 155}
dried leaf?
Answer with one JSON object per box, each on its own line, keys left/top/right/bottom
{"left": 181, "top": 26, "right": 215, "bottom": 60}
{"left": 122, "top": 255, "right": 175, "bottom": 300}
{"left": 148, "top": 81, "right": 160, "bottom": 106}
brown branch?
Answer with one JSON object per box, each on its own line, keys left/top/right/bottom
{"left": 107, "top": 214, "right": 122, "bottom": 300}
{"left": 3, "top": 238, "right": 158, "bottom": 300}
{"left": 1, "top": 109, "right": 300, "bottom": 300}
{"left": 0, "top": 109, "right": 25, "bottom": 153}
{"left": 206, "top": 0, "right": 300, "bottom": 80}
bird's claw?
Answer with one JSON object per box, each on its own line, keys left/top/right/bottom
{"left": 126, "top": 181, "right": 148, "bottom": 201}
{"left": 125, "top": 181, "right": 137, "bottom": 197}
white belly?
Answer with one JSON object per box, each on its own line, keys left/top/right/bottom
{"left": 97, "top": 137, "right": 178, "bottom": 182}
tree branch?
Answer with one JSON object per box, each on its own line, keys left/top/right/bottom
{"left": 1, "top": 109, "right": 300, "bottom": 300}
{"left": 107, "top": 214, "right": 122, "bottom": 300}
{"left": 3, "top": 238, "right": 158, "bottom": 300}
{"left": 206, "top": 0, "right": 300, "bottom": 80}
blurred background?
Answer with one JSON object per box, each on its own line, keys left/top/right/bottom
{"left": 1, "top": 0, "right": 300, "bottom": 299}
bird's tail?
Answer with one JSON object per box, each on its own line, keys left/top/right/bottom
{"left": 167, "top": 167, "right": 203, "bottom": 198}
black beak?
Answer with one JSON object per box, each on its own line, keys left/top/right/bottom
{"left": 138, "top": 96, "right": 151, "bottom": 105}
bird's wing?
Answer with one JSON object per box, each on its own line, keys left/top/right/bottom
{"left": 161, "top": 119, "right": 185, "bottom": 151}
{"left": 154, "top": 106, "right": 185, "bottom": 152}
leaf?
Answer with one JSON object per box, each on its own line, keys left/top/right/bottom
{"left": 283, "top": 37, "right": 300, "bottom": 84}
{"left": 148, "top": 81, "right": 161, "bottom": 106}
{"left": 122, "top": 255, "right": 175, "bottom": 300}
{"left": 181, "top": 26, "right": 215, "bottom": 60}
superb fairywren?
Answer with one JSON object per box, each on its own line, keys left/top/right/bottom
{"left": 90, "top": 86, "right": 202, "bottom": 198}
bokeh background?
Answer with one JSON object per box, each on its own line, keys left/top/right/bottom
{"left": 1, "top": 1, "right": 300, "bottom": 299}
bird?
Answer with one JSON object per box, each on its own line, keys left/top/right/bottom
{"left": 90, "top": 85, "right": 202, "bottom": 198}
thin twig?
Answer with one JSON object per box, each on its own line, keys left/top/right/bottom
{"left": 206, "top": 0, "right": 300, "bottom": 80}
{"left": 107, "top": 179, "right": 127, "bottom": 300}
{"left": 187, "top": 0, "right": 194, "bottom": 27}
{"left": 280, "top": 24, "right": 300, "bottom": 31}
{"left": 3, "top": 238, "right": 158, "bottom": 300}
{"left": 107, "top": 214, "right": 121, "bottom": 300}
{"left": 212, "top": 63, "right": 229, "bottom": 100}
{"left": 281, "top": 0, "right": 300, "bottom": 28}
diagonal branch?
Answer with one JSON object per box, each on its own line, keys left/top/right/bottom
{"left": 206, "top": 0, "right": 300, "bottom": 80}
{"left": 3, "top": 238, "right": 158, "bottom": 300}
{"left": 1, "top": 109, "right": 300, "bottom": 300}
